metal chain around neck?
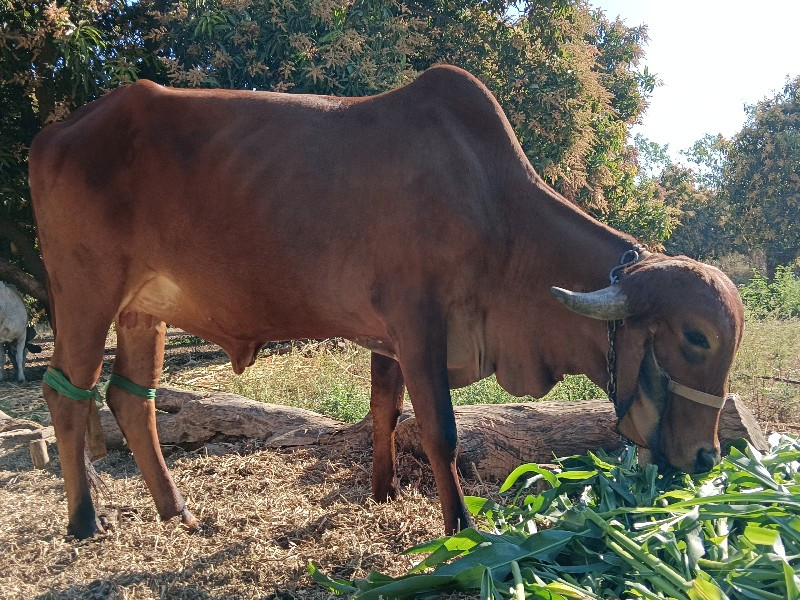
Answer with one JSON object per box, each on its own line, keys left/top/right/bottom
{"left": 606, "top": 245, "right": 645, "bottom": 415}
{"left": 606, "top": 318, "right": 621, "bottom": 412}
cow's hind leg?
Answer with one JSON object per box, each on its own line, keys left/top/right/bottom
{"left": 14, "top": 336, "right": 25, "bottom": 382}
{"left": 44, "top": 323, "right": 108, "bottom": 539}
{"left": 107, "top": 311, "right": 197, "bottom": 530}
{"left": 370, "top": 352, "right": 406, "bottom": 502}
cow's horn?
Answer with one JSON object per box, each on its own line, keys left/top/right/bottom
{"left": 550, "top": 285, "right": 630, "bottom": 320}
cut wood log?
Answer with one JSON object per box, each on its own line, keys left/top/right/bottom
{"left": 29, "top": 439, "right": 49, "bottom": 468}
{"left": 719, "top": 394, "right": 768, "bottom": 452}
{"left": 99, "top": 386, "right": 342, "bottom": 449}
{"left": 96, "top": 387, "right": 768, "bottom": 483}
{"left": 387, "top": 394, "right": 768, "bottom": 481}
{"left": 0, "top": 424, "right": 55, "bottom": 451}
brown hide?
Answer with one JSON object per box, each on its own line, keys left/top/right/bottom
{"left": 29, "top": 65, "right": 744, "bottom": 539}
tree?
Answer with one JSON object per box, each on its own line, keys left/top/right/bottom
{"left": 0, "top": 0, "right": 142, "bottom": 310}
{"left": 722, "top": 76, "right": 800, "bottom": 278}
{"left": 0, "top": 0, "right": 672, "bottom": 315}
{"left": 659, "top": 163, "right": 731, "bottom": 260}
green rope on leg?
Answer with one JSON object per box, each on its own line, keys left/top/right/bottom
{"left": 108, "top": 373, "right": 157, "bottom": 400}
{"left": 43, "top": 367, "right": 95, "bottom": 401}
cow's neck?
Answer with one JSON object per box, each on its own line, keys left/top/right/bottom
{"left": 488, "top": 169, "right": 639, "bottom": 398}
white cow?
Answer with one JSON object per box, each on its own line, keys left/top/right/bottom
{"left": 0, "top": 281, "right": 28, "bottom": 382}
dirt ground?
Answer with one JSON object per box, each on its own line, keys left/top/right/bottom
{"left": 0, "top": 333, "right": 484, "bottom": 599}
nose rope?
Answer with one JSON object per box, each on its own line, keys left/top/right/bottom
{"left": 666, "top": 376, "right": 727, "bottom": 409}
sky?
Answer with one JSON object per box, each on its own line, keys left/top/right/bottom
{"left": 591, "top": 0, "right": 800, "bottom": 158}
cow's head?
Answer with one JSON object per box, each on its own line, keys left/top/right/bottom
{"left": 552, "top": 254, "right": 744, "bottom": 473}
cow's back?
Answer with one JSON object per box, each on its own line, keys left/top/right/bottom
{"left": 29, "top": 67, "right": 526, "bottom": 369}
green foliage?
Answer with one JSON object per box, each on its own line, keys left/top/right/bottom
{"left": 730, "top": 317, "right": 800, "bottom": 425}
{"left": 661, "top": 162, "right": 732, "bottom": 260}
{"left": 452, "top": 375, "right": 604, "bottom": 406}
{"left": 630, "top": 134, "right": 731, "bottom": 261}
{"left": 682, "top": 134, "right": 730, "bottom": 192}
{"left": 318, "top": 380, "right": 370, "bottom": 423}
{"left": 0, "top": 0, "right": 677, "bottom": 299}
{"left": 740, "top": 266, "right": 800, "bottom": 319}
{"left": 149, "top": 0, "right": 425, "bottom": 95}
{"left": 313, "top": 437, "right": 800, "bottom": 598}
{"left": 722, "top": 76, "right": 800, "bottom": 277}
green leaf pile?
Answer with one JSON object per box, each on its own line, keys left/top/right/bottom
{"left": 311, "top": 435, "right": 800, "bottom": 599}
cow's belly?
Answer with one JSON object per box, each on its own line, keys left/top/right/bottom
{"left": 122, "top": 274, "right": 381, "bottom": 373}
{"left": 119, "top": 275, "right": 263, "bottom": 372}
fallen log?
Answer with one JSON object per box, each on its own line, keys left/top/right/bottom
{"left": 390, "top": 394, "right": 768, "bottom": 480}
{"left": 96, "top": 387, "right": 767, "bottom": 482}
{"left": 98, "top": 386, "right": 342, "bottom": 450}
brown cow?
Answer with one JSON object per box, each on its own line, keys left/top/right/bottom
{"left": 29, "top": 65, "right": 744, "bottom": 540}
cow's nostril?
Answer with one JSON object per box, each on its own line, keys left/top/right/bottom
{"left": 694, "top": 448, "right": 720, "bottom": 473}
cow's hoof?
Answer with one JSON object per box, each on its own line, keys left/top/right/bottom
{"left": 180, "top": 507, "right": 200, "bottom": 533}
{"left": 67, "top": 517, "right": 103, "bottom": 540}
{"left": 372, "top": 485, "right": 399, "bottom": 503}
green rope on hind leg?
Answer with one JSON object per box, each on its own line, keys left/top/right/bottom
{"left": 43, "top": 367, "right": 95, "bottom": 401}
{"left": 44, "top": 367, "right": 158, "bottom": 401}
{"left": 108, "top": 373, "right": 157, "bottom": 399}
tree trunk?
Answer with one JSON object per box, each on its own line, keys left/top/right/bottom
{"left": 765, "top": 242, "right": 799, "bottom": 279}
{"left": 0, "top": 258, "right": 49, "bottom": 305}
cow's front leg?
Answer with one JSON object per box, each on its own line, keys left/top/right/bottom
{"left": 44, "top": 380, "right": 102, "bottom": 539}
{"left": 370, "top": 352, "right": 406, "bottom": 501}
{"left": 108, "top": 312, "right": 197, "bottom": 530}
{"left": 396, "top": 323, "right": 472, "bottom": 535}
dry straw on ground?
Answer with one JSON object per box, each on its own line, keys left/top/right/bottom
{"left": 2, "top": 326, "right": 796, "bottom": 599}
{"left": 1, "top": 429, "right": 490, "bottom": 599}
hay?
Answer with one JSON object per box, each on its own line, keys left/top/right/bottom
{"left": 0, "top": 432, "right": 490, "bottom": 599}
{"left": 0, "top": 331, "right": 466, "bottom": 599}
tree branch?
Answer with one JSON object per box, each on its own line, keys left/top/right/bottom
{"left": 0, "top": 214, "right": 47, "bottom": 282}
{"left": 0, "top": 258, "right": 49, "bottom": 305}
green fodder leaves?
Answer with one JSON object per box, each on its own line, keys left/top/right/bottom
{"left": 314, "top": 435, "right": 800, "bottom": 599}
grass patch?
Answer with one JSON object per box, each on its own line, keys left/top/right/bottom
{"left": 210, "top": 341, "right": 603, "bottom": 423}
{"left": 451, "top": 374, "right": 603, "bottom": 406}
{"left": 165, "top": 334, "right": 206, "bottom": 348}
{"left": 225, "top": 341, "right": 372, "bottom": 423}
{"left": 730, "top": 317, "right": 800, "bottom": 424}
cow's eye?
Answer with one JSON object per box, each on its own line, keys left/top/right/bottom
{"left": 685, "top": 330, "right": 710, "bottom": 349}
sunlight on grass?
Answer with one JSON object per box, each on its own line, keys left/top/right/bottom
{"left": 210, "top": 315, "right": 799, "bottom": 425}
{"left": 731, "top": 317, "right": 800, "bottom": 424}
{"left": 226, "top": 341, "right": 371, "bottom": 423}
{"left": 224, "top": 341, "right": 604, "bottom": 423}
